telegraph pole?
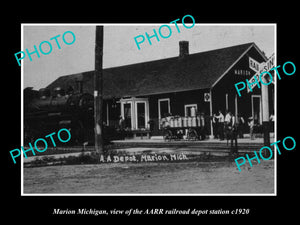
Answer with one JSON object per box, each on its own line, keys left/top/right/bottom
{"left": 94, "top": 26, "right": 104, "bottom": 155}
{"left": 261, "top": 76, "right": 270, "bottom": 146}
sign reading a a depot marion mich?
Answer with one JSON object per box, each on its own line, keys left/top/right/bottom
{"left": 99, "top": 153, "right": 188, "bottom": 163}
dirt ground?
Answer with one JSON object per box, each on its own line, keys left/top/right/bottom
{"left": 23, "top": 160, "right": 274, "bottom": 194}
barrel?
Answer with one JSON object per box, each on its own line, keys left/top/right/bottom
{"left": 178, "top": 117, "right": 182, "bottom": 127}
{"left": 183, "top": 117, "right": 188, "bottom": 127}
{"left": 170, "top": 117, "right": 174, "bottom": 127}
{"left": 191, "top": 117, "right": 197, "bottom": 127}
{"left": 196, "top": 116, "right": 200, "bottom": 127}
{"left": 187, "top": 117, "right": 192, "bottom": 127}
{"left": 174, "top": 117, "right": 178, "bottom": 127}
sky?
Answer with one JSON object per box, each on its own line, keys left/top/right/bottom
{"left": 23, "top": 24, "right": 275, "bottom": 90}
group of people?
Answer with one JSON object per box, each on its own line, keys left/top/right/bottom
{"left": 213, "top": 110, "right": 257, "bottom": 140}
{"left": 213, "top": 110, "right": 260, "bottom": 154}
{"left": 118, "top": 108, "right": 262, "bottom": 148}
{"left": 213, "top": 110, "right": 240, "bottom": 154}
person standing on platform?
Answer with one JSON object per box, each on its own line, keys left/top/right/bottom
{"left": 212, "top": 113, "right": 219, "bottom": 139}
{"left": 224, "top": 110, "right": 231, "bottom": 125}
{"left": 229, "top": 112, "right": 238, "bottom": 155}
{"left": 118, "top": 116, "right": 125, "bottom": 139}
{"left": 198, "top": 112, "right": 206, "bottom": 140}
{"left": 224, "top": 110, "right": 231, "bottom": 141}
{"left": 215, "top": 110, "right": 224, "bottom": 140}
{"left": 248, "top": 117, "right": 255, "bottom": 140}
{"left": 237, "top": 114, "right": 245, "bottom": 138}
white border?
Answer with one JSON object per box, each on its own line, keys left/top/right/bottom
{"left": 21, "top": 24, "right": 24, "bottom": 195}
{"left": 21, "top": 23, "right": 277, "bottom": 196}
{"left": 274, "top": 23, "right": 277, "bottom": 196}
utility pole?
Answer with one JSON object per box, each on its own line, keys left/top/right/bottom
{"left": 261, "top": 76, "right": 270, "bottom": 147}
{"left": 94, "top": 26, "right": 104, "bottom": 155}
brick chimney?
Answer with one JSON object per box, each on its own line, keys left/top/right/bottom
{"left": 179, "top": 41, "right": 189, "bottom": 58}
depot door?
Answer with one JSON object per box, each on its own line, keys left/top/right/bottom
{"left": 252, "top": 95, "right": 262, "bottom": 125}
{"left": 136, "top": 101, "right": 147, "bottom": 129}
{"left": 158, "top": 98, "right": 170, "bottom": 129}
{"left": 120, "top": 97, "right": 149, "bottom": 130}
{"left": 123, "top": 102, "right": 132, "bottom": 129}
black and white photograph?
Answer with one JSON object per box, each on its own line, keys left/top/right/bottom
{"left": 3, "top": 6, "right": 299, "bottom": 221}
{"left": 21, "top": 23, "right": 276, "bottom": 195}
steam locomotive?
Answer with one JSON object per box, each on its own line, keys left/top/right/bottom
{"left": 24, "top": 86, "right": 96, "bottom": 146}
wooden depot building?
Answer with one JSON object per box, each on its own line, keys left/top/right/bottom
{"left": 46, "top": 42, "right": 274, "bottom": 138}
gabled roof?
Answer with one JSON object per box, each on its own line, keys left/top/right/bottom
{"left": 47, "top": 42, "right": 257, "bottom": 99}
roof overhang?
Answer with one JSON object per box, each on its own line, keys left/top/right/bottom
{"left": 211, "top": 43, "right": 269, "bottom": 89}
